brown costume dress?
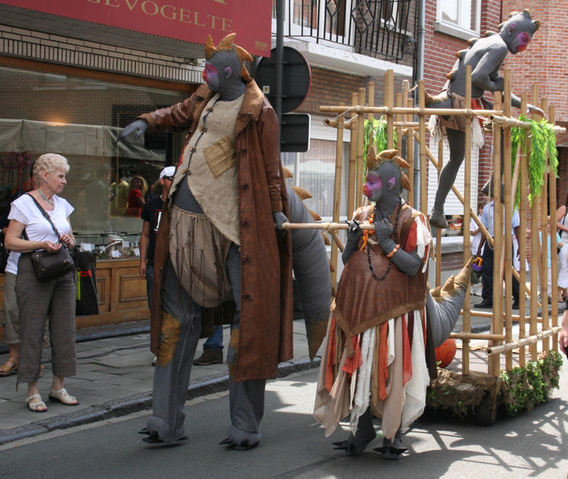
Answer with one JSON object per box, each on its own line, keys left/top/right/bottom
{"left": 314, "top": 203, "right": 432, "bottom": 440}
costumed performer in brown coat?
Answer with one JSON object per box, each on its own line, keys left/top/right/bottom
{"left": 119, "top": 33, "right": 293, "bottom": 449}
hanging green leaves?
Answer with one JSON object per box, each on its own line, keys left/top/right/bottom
{"left": 363, "top": 117, "right": 396, "bottom": 177}
{"left": 511, "top": 115, "right": 559, "bottom": 208}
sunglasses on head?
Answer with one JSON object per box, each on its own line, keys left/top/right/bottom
{"left": 164, "top": 176, "right": 174, "bottom": 181}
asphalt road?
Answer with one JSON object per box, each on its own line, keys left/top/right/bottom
{"left": 1, "top": 365, "right": 567, "bottom": 479}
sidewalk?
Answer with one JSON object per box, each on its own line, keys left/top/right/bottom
{"left": 0, "top": 319, "right": 318, "bottom": 445}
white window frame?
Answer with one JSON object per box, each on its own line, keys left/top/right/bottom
{"left": 435, "top": 0, "right": 481, "bottom": 41}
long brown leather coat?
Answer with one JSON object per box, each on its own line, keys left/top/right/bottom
{"left": 143, "top": 81, "right": 293, "bottom": 382}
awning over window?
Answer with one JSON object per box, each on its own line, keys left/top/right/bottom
{"left": 0, "top": 0, "right": 271, "bottom": 57}
{"left": 0, "top": 119, "right": 162, "bottom": 161}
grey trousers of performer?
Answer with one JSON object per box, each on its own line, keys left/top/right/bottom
{"left": 147, "top": 262, "right": 202, "bottom": 442}
{"left": 16, "top": 254, "right": 76, "bottom": 383}
{"left": 148, "top": 244, "right": 265, "bottom": 444}
{"left": 225, "top": 244, "right": 265, "bottom": 445}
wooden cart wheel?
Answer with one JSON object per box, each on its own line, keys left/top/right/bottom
{"left": 475, "top": 392, "right": 497, "bottom": 426}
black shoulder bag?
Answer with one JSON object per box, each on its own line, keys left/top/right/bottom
{"left": 25, "top": 193, "right": 75, "bottom": 282}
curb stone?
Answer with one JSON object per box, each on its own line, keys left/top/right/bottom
{"left": 0, "top": 357, "right": 321, "bottom": 446}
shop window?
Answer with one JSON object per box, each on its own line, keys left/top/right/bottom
{"left": 0, "top": 66, "right": 186, "bottom": 259}
{"left": 283, "top": 139, "right": 349, "bottom": 221}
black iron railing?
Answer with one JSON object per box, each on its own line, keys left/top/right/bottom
{"left": 281, "top": 0, "right": 415, "bottom": 63}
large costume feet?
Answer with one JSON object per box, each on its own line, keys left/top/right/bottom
{"left": 219, "top": 437, "right": 259, "bottom": 451}
{"left": 429, "top": 209, "right": 448, "bottom": 229}
{"left": 332, "top": 430, "right": 376, "bottom": 456}
{"left": 374, "top": 432, "right": 407, "bottom": 459}
{"left": 140, "top": 429, "right": 188, "bottom": 447}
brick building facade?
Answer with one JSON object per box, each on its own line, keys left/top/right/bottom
{"left": 502, "top": 0, "right": 568, "bottom": 209}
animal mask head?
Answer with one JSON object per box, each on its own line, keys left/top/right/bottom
{"left": 203, "top": 33, "right": 253, "bottom": 83}
{"left": 499, "top": 10, "right": 540, "bottom": 54}
{"left": 363, "top": 148, "right": 410, "bottom": 204}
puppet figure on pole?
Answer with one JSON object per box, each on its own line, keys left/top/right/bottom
{"left": 427, "top": 9, "right": 543, "bottom": 229}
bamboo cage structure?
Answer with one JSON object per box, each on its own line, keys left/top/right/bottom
{"left": 286, "top": 68, "right": 567, "bottom": 380}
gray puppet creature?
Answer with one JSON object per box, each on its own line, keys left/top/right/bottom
{"left": 119, "top": 33, "right": 294, "bottom": 450}
{"left": 427, "top": 9, "right": 543, "bottom": 229}
{"left": 314, "top": 149, "right": 470, "bottom": 459}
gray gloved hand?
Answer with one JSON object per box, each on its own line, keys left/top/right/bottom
{"left": 346, "top": 220, "right": 363, "bottom": 244}
{"left": 342, "top": 220, "right": 362, "bottom": 265}
{"left": 118, "top": 119, "right": 148, "bottom": 142}
{"left": 273, "top": 211, "right": 289, "bottom": 230}
{"left": 374, "top": 218, "right": 396, "bottom": 252}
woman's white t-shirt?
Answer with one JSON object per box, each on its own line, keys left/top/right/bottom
{"left": 8, "top": 194, "right": 74, "bottom": 247}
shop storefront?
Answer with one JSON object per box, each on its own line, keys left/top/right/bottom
{"left": 0, "top": 0, "right": 272, "bottom": 333}
{"left": 0, "top": 60, "right": 194, "bottom": 329}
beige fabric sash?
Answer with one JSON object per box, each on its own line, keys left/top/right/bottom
{"left": 169, "top": 204, "right": 233, "bottom": 308}
{"left": 173, "top": 94, "right": 243, "bottom": 245}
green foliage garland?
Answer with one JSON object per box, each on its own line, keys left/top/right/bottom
{"left": 363, "top": 117, "right": 396, "bottom": 177}
{"left": 511, "top": 116, "right": 558, "bottom": 208}
{"left": 499, "top": 350, "right": 563, "bottom": 416}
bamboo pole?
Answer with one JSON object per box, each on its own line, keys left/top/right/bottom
{"left": 486, "top": 326, "right": 562, "bottom": 355}
{"left": 451, "top": 332, "right": 505, "bottom": 341}
{"left": 329, "top": 230, "right": 344, "bottom": 252}
{"left": 502, "top": 69, "right": 514, "bottom": 370}
{"left": 471, "top": 310, "right": 534, "bottom": 321}
{"left": 386, "top": 70, "right": 394, "bottom": 149}
{"left": 406, "top": 100, "right": 415, "bottom": 207}
{"left": 490, "top": 89, "right": 503, "bottom": 377}
{"left": 367, "top": 82, "right": 375, "bottom": 121}
{"left": 529, "top": 84, "right": 540, "bottom": 360}
{"left": 462, "top": 65, "right": 473, "bottom": 375}
{"left": 518, "top": 96, "right": 529, "bottom": 366}
{"left": 489, "top": 114, "right": 566, "bottom": 133}
{"left": 418, "top": 80, "right": 427, "bottom": 214}
{"left": 357, "top": 87, "right": 366, "bottom": 208}
{"left": 324, "top": 116, "right": 358, "bottom": 129}
{"left": 541, "top": 96, "right": 552, "bottom": 353}
{"left": 549, "top": 104, "right": 559, "bottom": 351}
{"left": 330, "top": 109, "right": 344, "bottom": 289}
{"left": 435, "top": 138, "right": 442, "bottom": 287}
{"left": 320, "top": 105, "right": 501, "bottom": 116}
{"left": 540, "top": 148, "right": 550, "bottom": 353}
{"left": 347, "top": 92, "right": 358, "bottom": 219}
{"left": 280, "top": 222, "right": 376, "bottom": 231}
{"left": 319, "top": 107, "right": 566, "bottom": 134}
{"left": 325, "top": 118, "right": 421, "bottom": 129}
{"left": 396, "top": 91, "right": 403, "bottom": 156}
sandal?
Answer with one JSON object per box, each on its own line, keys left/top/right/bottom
{"left": 49, "top": 387, "right": 79, "bottom": 406}
{"left": 26, "top": 393, "right": 47, "bottom": 412}
{"left": 0, "top": 359, "right": 18, "bottom": 377}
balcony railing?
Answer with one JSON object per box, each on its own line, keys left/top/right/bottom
{"left": 281, "top": 0, "right": 415, "bottom": 63}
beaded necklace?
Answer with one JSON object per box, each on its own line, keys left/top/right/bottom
{"left": 366, "top": 199, "right": 402, "bottom": 281}
{"left": 38, "top": 189, "right": 54, "bottom": 207}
